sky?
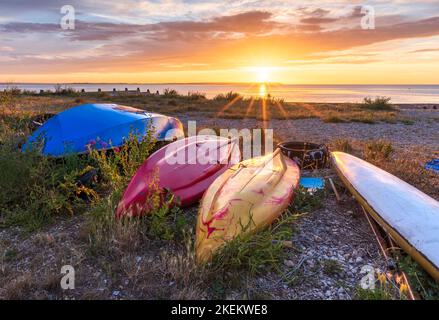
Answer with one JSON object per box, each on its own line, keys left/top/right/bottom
{"left": 1, "top": 0, "right": 439, "bottom": 84}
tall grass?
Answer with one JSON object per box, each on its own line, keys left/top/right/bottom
{"left": 362, "top": 96, "right": 394, "bottom": 111}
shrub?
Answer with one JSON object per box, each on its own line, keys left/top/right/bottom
{"left": 209, "top": 214, "right": 297, "bottom": 277}
{"left": 163, "top": 88, "right": 179, "bottom": 98}
{"left": 187, "top": 91, "right": 206, "bottom": 100}
{"left": 323, "top": 115, "right": 346, "bottom": 123}
{"left": 361, "top": 96, "right": 394, "bottom": 111}
{"left": 363, "top": 139, "right": 393, "bottom": 160}
{"left": 213, "top": 91, "right": 242, "bottom": 101}
{"left": 331, "top": 138, "right": 353, "bottom": 153}
{"left": 0, "top": 145, "right": 96, "bottom": 231}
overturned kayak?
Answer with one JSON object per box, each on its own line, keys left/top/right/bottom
{"left": 332, "top": 152, "right": 439, "bottom": 281}
{"left": 196, "top": 149, "right": 300, "bottom": 262}
{"left": 22, "top": 104, "right": 184, "bottom": 156}
{"left": 116, "top": 135, "right": 241, "bottom": 218}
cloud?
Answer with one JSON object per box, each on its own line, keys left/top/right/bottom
{"left": 0, "top": 46, "right": 14, "bottom": 52}
{"left": 1, "top": 5, "right": 439, "bottom": 78}
{"left": 410, "top": 48, "right": 439, "bottom": 53}
{"left": 0, "top": 10, "right": 280, "bottom": 41}
{"left": 300, "top": 17, "right": 337, "bottom": 24}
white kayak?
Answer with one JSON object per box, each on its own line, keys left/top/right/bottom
{"left": 332, "top": 151, "right": 439, "bottom": 281}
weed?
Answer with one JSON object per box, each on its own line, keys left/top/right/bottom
{"left": 363, "top": 139, "right": 393, "bottom": 161}
{"left": 187, "top": 91, "right": 206, "bottom": 100}
{"left": 323, "top": 115, "right": 346, "bottom": 123}
{"left": 400, "top": 119, "right": 415, "bottom": 125}
{"left": 4, "top": 249, "right": 19, "bottom": 262}
{"left": 3, "top": 274, "right": 34, "bottom": 299}
{"left": 322, "top": 259, "right": 343, "bottom": 276}
{"left": 398, "top": 256, "right": 439, "bottom": 300}
{"left": 355, "top": 286, "right": 393, "bottom": 300}
{"left": 163, "top": 88, "right": 179, "bottom": 98}
{"left": 208, "top": 214, "right": 297, "bottom": 276}
{"left": 0, "top": 144, "right": 95, "bottom": 231}
{"left": 350, "top": 115, "right": 376, "bottom": 124}
{"left": 214, "top": 91, "right": 242, "bottom": 101}
{"left": 361, "top": 96, "right": 394, "bottom": 111}
{"left": 290, "top": 187, "right": 324, "bottom": 212}
{"left": 330, "top": 138, "right": 353, "bottom": 153}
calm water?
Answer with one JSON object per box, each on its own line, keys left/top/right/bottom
{"left": 2, "top": 83, "right": 439, "bottom": 104}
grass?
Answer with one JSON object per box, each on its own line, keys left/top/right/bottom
{"left": 361, "top": 96, "right": 394, "bottom": 111}
{"left": 398, "top": 256, "right": 439, "bottom": 300}
{"left": 0, "top": 89, "right": 407, "bottom": 124}
{"left": 355, "top": 287, "right": 393, "bottom": 300}
{"left": 290, "top": 187, "right": 325, "bottom": 212}
{"left": 209, "top": 214, "right": 297, "bottom": 276}
{"left": 322, "top": 259, "right": 343, "bottom": 276}
{"left": 330, "top": 138, "right": 354, "bottom": 153}
{"left": 363, "top": 139, "right": 393, "bottom": 160}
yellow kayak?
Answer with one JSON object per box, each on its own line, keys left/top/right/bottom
{"left": 196, "top": 149, "right": 301, "bottom": 262}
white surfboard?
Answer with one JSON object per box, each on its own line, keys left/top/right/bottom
{"left": 332, "top": 151, "right": 439, "bottom": 281}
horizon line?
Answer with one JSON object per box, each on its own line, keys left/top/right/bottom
{"left": 2, "top": 82, "right": 439, "bottom": 86}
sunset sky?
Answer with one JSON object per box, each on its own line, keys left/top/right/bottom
{"left": 1, "top": 0, "right": 439, "bottom": 84}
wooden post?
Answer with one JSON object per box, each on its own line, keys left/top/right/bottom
{"left": 328, "top": 177, "right": 341, "bottom": 202}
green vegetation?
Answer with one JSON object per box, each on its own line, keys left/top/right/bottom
{"left": 400, "top": 118, "right": 415, "bottom": 125}
{"left": 355, "top": 287, "right": 393, "bottom": 300}
{"left": 398, "top": 256, "right": 439, "bottom": 300}
{"left": 330, "top": 138, "right": 353, "bottom": 153}
{"left": 290, "top": 187, "right": 325, "bottom": 212}
{"left": 361, "top": 96, "right": 394, "bottom": 111}
{"left": 1, "top": 89, "right": 408, "bottom": 124}
{"left": 210, "top": 214, "right": 297, "bottom": 276}
{"left": 363, "top": 139, "right": 393, "bottom": 160}
{"left": 322, "top": 259, "right": 343, "bottom": 276}
{"left": 323, "top": 114, "right": 347, "bottom": 123}
{"left": 0, "top": 128, "right": 96, "bottom": 231}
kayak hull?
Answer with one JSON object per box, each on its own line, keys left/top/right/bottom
{"left": 23, "top": 104, "right": 184, "bottom": 156}
{"left": 332, "top": 151, "right": 439, "bottom": 281}
{"left": 196, "top": 150, "right": 300, "bottom": 262}
{"left": 116, "top": 135, "right": 241, "bottom": 217}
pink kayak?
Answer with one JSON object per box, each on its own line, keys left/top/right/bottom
{"left": 116, "top": 135, "right": 240, "bottom": 217}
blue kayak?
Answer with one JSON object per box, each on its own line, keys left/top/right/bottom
{"left": 426, "top": 159, "right": 439, "bottom": 173}
{"left": 23, "top": 104, "right": 184, "bottom": 156}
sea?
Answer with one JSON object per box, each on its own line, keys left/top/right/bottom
{"left": 2, "top": 83, "right": 439, "bottom": 104}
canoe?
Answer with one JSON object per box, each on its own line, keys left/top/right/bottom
{"left": 22, "top": 104, "right": 184, "bottom": 156}
{"left": 332, "top": 151, "right": 439, "bottom": 281}
{"left": 196, "top": 149, "right": 300, "bottom": 262}
{"left": 116, "top": 135, "right": 241, "bottom": 217}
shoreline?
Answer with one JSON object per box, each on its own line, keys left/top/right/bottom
{"left": 3, "top": 85, "right": 439, "bottom": 105}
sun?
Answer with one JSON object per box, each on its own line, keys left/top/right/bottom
{"left": 256, "top": 67, "right": 270, "bottom": 83}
